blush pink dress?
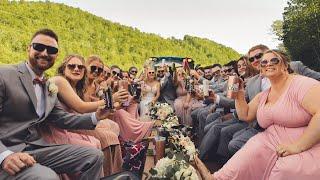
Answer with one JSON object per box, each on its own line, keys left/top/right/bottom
{"left": 174, "top": 83, "right": 204, "bottom": 126}
{"left": 113, "top": 108, "right": 154, "bottom": 143}
{"left": 214, "top": 75, "right": 320, "bottom": 180}
{"left": 41, "top": 102, "right": 122, "bottom": 176}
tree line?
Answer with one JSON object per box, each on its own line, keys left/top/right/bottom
{"left": 272, "top": 0, "right": 320, "bottom": 71}
{"left": 0, "top": 1, "right": 240, "bottom": 76}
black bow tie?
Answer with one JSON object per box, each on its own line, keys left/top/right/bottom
{"left": 33, "top": 77, "right": 47, "bottom": 86}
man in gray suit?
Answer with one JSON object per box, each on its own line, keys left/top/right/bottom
{"left": 157, "top": 65, "right": 177, "bottom": 107}
{"left": 0, "top": 29, "right": 110, "bottom": 180}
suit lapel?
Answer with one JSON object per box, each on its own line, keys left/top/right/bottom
{"left": 17, "top": 63, "right": 37, "bottom": 110}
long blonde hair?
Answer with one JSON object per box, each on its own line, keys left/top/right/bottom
{"left": 144, "top": 66, "right": 156, "bottom": 82}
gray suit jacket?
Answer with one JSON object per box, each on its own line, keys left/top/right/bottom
{"left": 0, "top": 63, "right": 96, "bottom": 153}
{"left": 290, "top": 61, "right": 320, "bottom": 81}
{"left": 158, "top": 73, "right": 177, "bottom": 107}
{"left": 199, "top": 77, "right": 226, "bottom": 93}
{"left": 217, "top": 74, "right": 262, "bottom": 111}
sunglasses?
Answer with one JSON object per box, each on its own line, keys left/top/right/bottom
{"left": 67, "top": 64, "right": 85, "bottom": 71}
{"left": 157, "top": 70, "right": 164, "bottom": 73}
{"left": 223, "top": 68, "right": 233, "bottom": 73}
{"left": 237, "top": 64, "right": 247, "bottom": 68}
{"left": 260, "top": 58, "right": 280, "bottom": 67}
{"left": 90, "top": 66, "right": 103, "bottom": 75}
{"left": 104, "top": 71, "right": 111, "bottom": 77}
{"left": 212, "top": 70, "right": 221, "bottom": 74}
{"left": 148, "top": 72, "right": 155, "bottom": 75}
{"left": 112, "top": 71, "right": 120, "bottom": 76}
{"left": 130, "top": 70, "right": 137, "bottom": 74}
{"left": 32, "top": 43, "right": 59, "bottom": 55}
{"left": 249, "top": 53, "right": 263, "bottom": 62}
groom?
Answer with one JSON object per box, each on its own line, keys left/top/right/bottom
{"left": 157, "top": 65, "right": 177, "bottom": 107}
{"left": 0, "top": 29, "right": 109, "bottom": 180}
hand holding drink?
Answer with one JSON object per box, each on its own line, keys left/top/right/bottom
{"left": 227, "top": 75, "right": 240, "bottom": 99}
{"left": 118, "top": 80, "right": 130, "bottom": 106}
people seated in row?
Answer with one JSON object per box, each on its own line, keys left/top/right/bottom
{"left": 198, "top": 44, "right": 320, "bottom": 162}
{"left": 42, "top": 54, "right": 123, "bottom": 176}
{"left": 194, "top": 49, "right": 320, "bottom": 180}
{"left": 2, "top": 28, "right": 320, "bottom": 180}
{"left": 197, "top": 56, "right": 259, "bottom": 160}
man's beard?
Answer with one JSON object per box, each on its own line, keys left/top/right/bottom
{"left": 29, "top": 54, "right": 54, "bottom": 71}
{"left": 205, "top": 76, "right": 212, "bottom": 80}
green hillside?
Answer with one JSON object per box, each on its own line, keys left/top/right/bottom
{"left": 0, "top": 1, "right": 240, "bottom": 76}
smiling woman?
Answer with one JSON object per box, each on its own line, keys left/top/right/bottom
{"left": 84, "top": 55, "right": 105, "bottom": 102}
{"left": 41, "top": 54, "right": 123, "bottom": 176}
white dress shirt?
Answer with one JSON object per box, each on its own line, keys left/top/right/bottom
{"left": 26, "top": 63, "right": 46, "bottom": 117}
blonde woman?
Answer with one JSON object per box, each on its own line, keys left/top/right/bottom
{"left": 139, "top": 67, "right": 160, "bottom": 120}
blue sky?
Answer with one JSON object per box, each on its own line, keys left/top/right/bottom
{"left": 53, "top": 0, "right": 288, "bottom": 54}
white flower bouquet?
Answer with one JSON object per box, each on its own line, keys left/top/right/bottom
{"left": 149, "top": 102, "right": 174, "bottom": 121}
{"left": 168, "top": 133, "right": 197, "bottom": 162}
{"left": 161, "top": 115, "right": 179, "bottom": 130}
{"left": 149, "top": 155, "right": 199, "bottom": 180}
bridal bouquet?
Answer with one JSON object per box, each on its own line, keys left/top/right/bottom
{"left": 168, "top": 133, "right": 197, "bottom": 161}
{"left": 149, "top": 102, "right": 174, "bottom": 121}
{"left": 161, "top": 115, "right": 179, "bottom": 130}
{"left": 149, "top": 156, "right": 199, "bottom": 180}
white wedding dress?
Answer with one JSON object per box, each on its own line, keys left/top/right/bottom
{"left": 139, "top": 83, "right": 157, "bottom": 120}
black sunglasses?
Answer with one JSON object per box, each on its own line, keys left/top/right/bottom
{"left": 223, "top": 68, "right": 233, "bottom": 73}
{"left": 157, "top": 70, "right": 164, "bottom": 73}
{"left": 32, "top": 43, "right": 59, "bottom": 55}
{"left": 67, "top": 64, "right": 85, "bottom": 71}
{"left": 148, "top": 72, "right": 155, "bottom": 74}
{"left": 249, "top": 53, "right": 263, "bottom": 62}
{"left": 104, "top": 71, "right": 111, "bottom": 77}
{"left": 112, "top": 71, "right": 120, "bottom": 76}
{"left": 90, "top": 66, "right": 103, "bottom": 75}
{"left": 212, "top": 70, "right": 221, "bottom": 74}
{"left": 130, "top": 70, "right": 137, "bottom": 74}
{"left": 260, "top": 58, "right": 280, "bottom": 67}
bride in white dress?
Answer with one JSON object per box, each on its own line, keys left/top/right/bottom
{"left": 139, "top": 67, "right": 160, "bottom": 120}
